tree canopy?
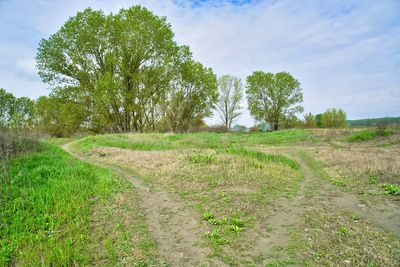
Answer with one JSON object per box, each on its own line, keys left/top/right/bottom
{"left": 36, "top": 6, "right": 217, "bottom": 134}
{"left": 246, "top": 71, "right": 303, "bottom": 130}
{"left": 0, "top": 88, "right": 35, "bottom": 129}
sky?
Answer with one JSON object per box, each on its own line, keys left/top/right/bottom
{"left": 0, "top": 0, "right": 399, "bottom": 126}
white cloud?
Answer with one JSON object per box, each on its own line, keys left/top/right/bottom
{"left": 0, "top": 0, "right": 399, "bottom": 123}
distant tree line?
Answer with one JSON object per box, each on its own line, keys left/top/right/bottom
{"left": 347, "top": 117, "right": 400, "bottom": 127}
{"left": 1, "top": 6, "right": 355, "bottom": 136}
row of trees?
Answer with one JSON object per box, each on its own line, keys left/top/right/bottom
{"left": 31, "top": 6, "right": 306, "bottom": 136}
{"left": 0, "top": 89, "right": 35, "bottom": 129}
{"left": 1, "top": 6, "right": 347, "bottom": 136}
{"left": 303, "top": 108, "right": 347, "bottom": 128}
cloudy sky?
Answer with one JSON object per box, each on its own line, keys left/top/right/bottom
{"left": 0, "top": 0, "right": 399, "bottom": 126}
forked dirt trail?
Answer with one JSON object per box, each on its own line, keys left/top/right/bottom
{"left": 260, "top": 147, "right": 400, "bottom": 238}
{"left": 63, "top": 141, "right": 399, "bottom": 265}
{"left": 63, "top": 142, "right": 220, "bottom": 266}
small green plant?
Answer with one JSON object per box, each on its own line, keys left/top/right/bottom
{"left": 207, "top": 230, "right": 229, "bottom": 245}
{"left": 369, "top": 176, "right": 377, "bottom": 185}
{"left": 203, "top": 212, "right": 246, "bottom": 246}
{"left": 381, "top": 184, "right": 400, "bottom": 196}
{"left": 351, "top": 214, "right": 361, "bottom": 221}
{"left": 188, "top": 152, "right": 215, "bottom": 164}
{"left": 202, "top": 211, "right": 215, "bottom": 221}
{"left": 337, "top": 226, "right": 348, "bottom": 236}
{"left": 330, "top": 178, "right": 346, "bottom": 188}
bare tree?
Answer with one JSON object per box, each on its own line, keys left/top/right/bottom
{"left": 216, "top": 75, "right": 243, "bottom": 131}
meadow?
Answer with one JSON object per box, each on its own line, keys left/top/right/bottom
{"left": 1, "top": 128, "right": 399, "bottom": 266}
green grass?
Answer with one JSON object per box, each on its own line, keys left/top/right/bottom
{"left": 72, "top": 129, "right": 311, "bottom": 153}
{"left": 381, "top": 184, "right": 400, "bottom": 196}
{"left": 223, "top": 147, "right": 300, "bottom": 170}
{"left": 345, "top": 128, "right": 394, "bottom": 142}
{"left": 0, "top": 142, "right": 159, "bottom": 266}
{"left": 74, "top": 134, "right": 176, "bottom": 152}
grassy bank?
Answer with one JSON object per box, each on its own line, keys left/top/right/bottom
{"left": 73, "top": 129, "right": 311, "bottom": 153}
{"left": 0, "top": 142, "right": 159, "bottom": 266}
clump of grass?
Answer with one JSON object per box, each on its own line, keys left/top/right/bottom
{"left": 380, "top": 184, "right": 400, "bottom": 196}
{"left": 188, "top": 152, "right": 216, "bottom": 164}
{"left": 345, "top": 128, "right": 394, "bottom": 142}
{"left": 202, "top": 211, "right": 246, "bottom": 246}
{"left": 223, "top": 147, "right": 300, "bottom": 170}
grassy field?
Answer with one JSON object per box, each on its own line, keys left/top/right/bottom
{"left": 1, "top": 128, "right": 399, "bottom": 266}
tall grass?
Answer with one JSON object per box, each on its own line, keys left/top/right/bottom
{"left": 0, "top": 129, "right": 41, "bottom": 185}
{"left": 0, "top": 143, "right": 120, "bottom": 266}
{"left": 223, "top": 147, "right": 300, "bottom": 170}
{"left": 345, "top": 128, "right": 394, "bottom": 142}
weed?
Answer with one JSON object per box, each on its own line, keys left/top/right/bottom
{"left": 337, "top": 226, "right": 348, "bottom": 236}
{"left": 380, "top": 184, "right": 400, "bottom": 196}
{"left": 188, "top": 152, "right": 215, "bottom": 164}
{"left": 369, "top": 176, "right": 377, "bottom": 184}
{"left": 202, "top": 211, "right": 215, "bottom": 221}
{"left": 207, "top": 230, "right": 229, "bottom": 245}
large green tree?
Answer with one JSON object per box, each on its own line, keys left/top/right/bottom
{"left": 246, "top": 71, "right": 303, "bottom": 130}
{"left": 36, "top": 6, "right": 196, "bottom": 133}
{"left": 215, "top": 75, "right": 243, "bottom": 132}
{"left": 163, "top": 51, "right": 218, "bottom": 132}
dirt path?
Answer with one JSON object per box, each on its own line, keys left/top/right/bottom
{"left": 295, "top": 155, "right": 400, "bottom": 238}
{"left": 261, "top": 147, "right": 400, "bottom": 237}
{"left": 63, "top": 142, "right": 220, "bottom": 266}
{"left": 250, "top": 148, "right": 400, "bottom": 263}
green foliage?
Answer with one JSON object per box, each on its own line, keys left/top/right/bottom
{"left": 346, "top": 128, "right": 394, "bottom": 142}
{"left": 337, "top": 226, "right": 348, "bottom": 236}
{"left": 36, "top": 6, "right": 217, "bottom": 134}
{"left": 163, "top": 55, "right": 218, "bottom": 132}
{"left": 203, "top": 212, "right": 245, "bottom": 246}
{"left": 223, "top": 147, "right": 300, "bottom": 170}
{"left": 0, "top": 88, "right": 35, "bottom": 129}
{"left": 35, "top": 95, "right": 86, "bottom": 137}
{"left": 369, "top": 176, "right": 377, "bottom": 185}
{"left": 321, "top": 108, "right": 347, "bottom": 128}
{"left": 281, "top": 114, "right": 303, "bottom": 129}
{"left": 188, "top": 152, "right": 216, "bottom": 164}
{"left": 0, "top": 143, "right": 119, "bottom": 265}
{"left": 315, "top": 114, "right": 322, "bottom": 128}
{"left": 215, "top": 75, "right": 243, "bottom": 131}
{"left": 303, "top": 112, "right": 315, "bottom": 128}
{"left": 246, "top": 71, "right": 303, "bottom": 130}
{"left": 380, "top": 184, "right": 400, "bottom": 196}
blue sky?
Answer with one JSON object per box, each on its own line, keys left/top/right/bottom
{"left": 0, "top": 0, "right": 399, "bottom": 126}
